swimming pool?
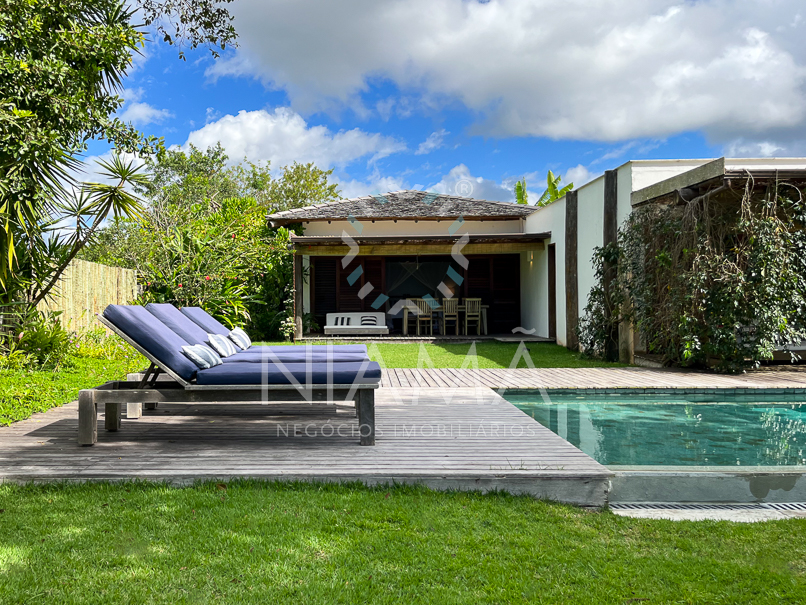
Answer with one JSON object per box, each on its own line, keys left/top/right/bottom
{"left": 505, "top": 391, "right": 806, "bottom": 467}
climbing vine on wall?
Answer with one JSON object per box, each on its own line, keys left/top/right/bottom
{"left": 579, "top": 178, "right": 806, "bottom": 372}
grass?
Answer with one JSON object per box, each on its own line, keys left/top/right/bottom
{"left": 255, "top": 341, "right": 623, "bottom": 369}
{"left": 0, "top": 357, "right": 143, "bottom": 426}
{"left": 0, "top": 481, "right": 803, "bottom": 604}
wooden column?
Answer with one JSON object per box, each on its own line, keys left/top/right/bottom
{"left": 603, "top": 170, "right": 619, "bottom": 361}
{"left": 294, "top": 253, "right": 304, "bottom": 340}
{"left": 77, "top": 390, "right": 97, "bottom": 446}
{"left": 564, "top": 190, "right": 579, "bottom": 351}
{"left": 356, "top": 389, "right": 376, "bottom": 446}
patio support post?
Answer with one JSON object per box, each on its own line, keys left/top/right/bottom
{"left": 603, "top": 170, "right": 619, "bottom": 362}
{"left": 78, "top": 389, "right": 97, "bottom": 445}
{"left": 357, "top": 389, "right": 375, "bottom": 446}
{"left": 565, "top": 190, "right": 579, "bottom": 351}
{"left": 294, "top": 252, "right": 303, "bottom": 340}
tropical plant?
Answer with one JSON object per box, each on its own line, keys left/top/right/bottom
{"left": 0, "top": 0, "right": 159, "bottom": 286}
{"left": 515, "top": 178, "right": 528, "bottom": 205}
{"left": 1, "top": 308, "right": 75, "bottom": 370}
{"left": 536, "top": 170, "right": 574, "bottom": 207}
{"left": 579, "top": 179, "right": 806, "bottom": 372}
{"left": 1, "top": 156, "right": 147, "bottom": 312}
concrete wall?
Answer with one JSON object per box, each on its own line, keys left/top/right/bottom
{"left": 521, "top": 159, "right": 710, "bottom": 346}
{"left": 523, "top": 198, "right": 566, "bottom": 343}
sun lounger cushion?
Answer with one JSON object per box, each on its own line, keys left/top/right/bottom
{"left": 219, "top": 348, "right": 369, "bottom": 364}
{"left": 181, "top": 306, "right": 371, "bottom": 356}
{"left": 180, "top": 306, "right": 230, "bottom": 335}
{"left": 103, "top": 304, "right": 199, "bottom": 381}
{"left": 182, "top": 344, "right": 223, "bottom": 369}
{"left": 195, "top": 361, "right": 382, "bottom": 386}
{"left": 146, "top": 303, "right": 214, "bottom": 347}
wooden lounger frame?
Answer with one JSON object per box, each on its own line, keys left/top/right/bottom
{"left": 79, "top": 315, "right": 378, "bottom": 446}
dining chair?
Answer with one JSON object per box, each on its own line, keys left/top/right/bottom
{"left": 415, "top": 298, "right": 434, "bottom": 336}
{"left": 442, "top": 298, "right": 460, "bottom": 335}
{"left": 463, "top": 298, "right": 482, "bottom": 335}
{"left": 404, "top": 298, "right": 419, "bottom": 334}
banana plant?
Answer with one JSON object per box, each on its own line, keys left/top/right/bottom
{"left": 515, "top": 177, "right": 528, "bottom": 205}
{"left": 536, "top": 170, "right": 574, "bottom": 207}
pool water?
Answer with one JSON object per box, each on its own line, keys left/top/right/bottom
{"left": 505, "top": 392, "right": 806, "bottom": 467}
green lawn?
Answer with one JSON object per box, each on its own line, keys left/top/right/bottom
{"left": 0, "top": 357, "right": 143, "bottom": 426}
{"left": 0, "top": 482, "right": 803, "bottom": 604}
{"left": 257, "top": 341, "right": 623, "bottom": 369}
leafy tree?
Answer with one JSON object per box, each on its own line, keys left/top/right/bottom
{"left": 139, "top": 0, "right": 237, "bottom": 59}
{"left": 515, "top": 177, "right": 528, "bottom": 205}
{"left": 536, "top": 170, "right": 574, "bottom": 207}
{"left": 265, "top": 162, "right": 341, "bottom": 212}
{"left": 0, "top": 0, "right": 159, "bottom": 285}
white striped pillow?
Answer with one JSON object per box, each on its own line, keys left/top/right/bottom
{"left": 207, "top": 333, "right": 238, "bottom": 357}
{"left": 182, "top": 344, "right": 223, "bottom": 369}
{"left": 228, "top": 327, "right": 251, "bottom": 350}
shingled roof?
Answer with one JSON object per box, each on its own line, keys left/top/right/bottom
{"left": 267, "top": 190, "right": 538, "bottom": 226}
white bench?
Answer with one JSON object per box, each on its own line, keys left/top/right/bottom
{"left": 325, "top": 312, "right": 389, "bottom": 335}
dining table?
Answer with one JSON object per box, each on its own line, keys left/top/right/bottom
{"left": 401, "top": 303, "right": 489, "bottom": 336}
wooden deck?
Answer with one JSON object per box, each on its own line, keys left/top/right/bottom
{"left": 380, "top": 367, "right": 806, "bottom": 390}
{"left": 0, "top": 387, "right": 611, "bottom": 507}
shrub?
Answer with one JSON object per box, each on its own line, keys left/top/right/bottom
{"left": 580, "top": 180, "right": 806, "bottom": 372}
{"left": 1, "top": 310, "right": 75, "bottom": 370}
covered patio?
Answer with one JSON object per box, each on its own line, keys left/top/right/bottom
{"left": 267, "top": 191, "right": 548, "bottom": 340}
{"left": 296, "top": 233, "right": 548, "bottom": 337}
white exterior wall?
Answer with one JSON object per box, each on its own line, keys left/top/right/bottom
{"left": 627, "top": 159, "right": 711, "bottom": 191}
{"left": 576, "top": 176, "right": 606, "bottom": 317}
{"left": 522, "top": 198, "right": 566, "bottom": 343}
{"left": 303, "top": 218, "right": 525, "bottom": 237}
{"left": 522, "top": 159, "right": 713, "bottom": 345}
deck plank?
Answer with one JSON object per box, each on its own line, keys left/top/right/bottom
{"left": 0, "top": 387, "right": 610, "bottom": 506}
{"left": 2, "top": 366, "right": 804, "bottom": 508}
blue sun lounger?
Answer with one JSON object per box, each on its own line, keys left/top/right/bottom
{"left": 78, "top": 304, "right": 381, "bottom": 446}
{"left": 145, "top": 303, "right": 369, "bottom": 363}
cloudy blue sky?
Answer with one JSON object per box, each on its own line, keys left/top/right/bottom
{"left": 92, "top": 0, "right": 806, "bottom": 202}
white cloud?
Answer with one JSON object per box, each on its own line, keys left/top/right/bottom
{"left": 723, "top": 139, "right": 786, "bottom": 157}
{"left": 415, "top": 129, "right": 448, "bottom": 155}
{"left": 205, "top": 0, "right": 806, "bottom": 149}
{"left": 428, "top": 164, "right": 514, "bottom": 202}
{"left": 335, "top": 173, "right": 408, "bottom": 199}
{"left": 324, "top": 165, "right": 521, "bottom": 203}
{"left": 183, "top": 107, "right": 406, "bottom": 168}
{"left": 564, "top": 164, "right": 598, "bottom": 188}
{"left": 117, "top": 88, "right": 172, "bottom": 126}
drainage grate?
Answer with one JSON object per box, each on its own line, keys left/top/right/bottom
{"left": 762, "top": 502, "right": 806, "bottom": 511}
{"left": 610, "top": 503, "right": 764, "bottom": 511}
{"left": 611, "top": 502, "right": 806, "bottom": 512}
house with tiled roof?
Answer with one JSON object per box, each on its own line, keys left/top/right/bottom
{"left": 268, "top": 191, "right": 547, "bottom": 338}
{"left": 270, "top": 158, "right": 806, "bottom": 356}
